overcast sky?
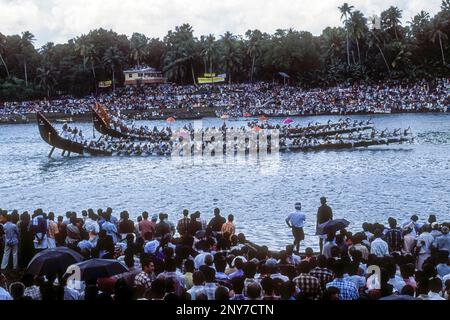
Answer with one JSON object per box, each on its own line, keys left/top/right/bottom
{"left": 0, "top": 0, "right": 443, "bottom": 47}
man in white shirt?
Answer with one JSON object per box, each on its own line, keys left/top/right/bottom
{"left": 370, "top": 229, "right": 389, "bottom": 257}
{"left": 187, "top": 271, "right": 206, "bottom": 300}
{"left": 402, "top": 215, "right": 422, "bottom": 238}
{"left": 416, "top": 225, "right": 435, "bottom": 271}
{"left": 285, "top": 202, "right": 306, "bottom": 253}
{"left": 322, "top": 233, "right": 336, "bottom": 259}
{"left": 285, "top": 245, "right": 301, "bottom": 266}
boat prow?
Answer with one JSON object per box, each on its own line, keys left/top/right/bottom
{"left": 92, "top": 105, "right": 128, "bottom": 139}
{"left": 37, "top": 112, "right": 111, "bottom": 157}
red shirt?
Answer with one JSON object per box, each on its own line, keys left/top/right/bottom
{"left": 139, "top": 219, "right": 155, "bottom": 239}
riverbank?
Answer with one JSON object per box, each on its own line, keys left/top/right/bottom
{"left": 1, "top": 107, "right": 449, "bottom": 125}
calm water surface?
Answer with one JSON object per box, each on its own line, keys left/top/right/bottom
{"left": 1, "top": 113, "right": 450, "bottom": 251}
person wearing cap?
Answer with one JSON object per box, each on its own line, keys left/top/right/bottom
{"left": 285, "top": 202, "right": 306, "bottom": 253}
{"left": 317, "top": 197, "right": 333, "bottom": 253}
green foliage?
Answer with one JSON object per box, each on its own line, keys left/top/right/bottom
{"left": 0, "top": 2, "right": 449, "bottom": 102}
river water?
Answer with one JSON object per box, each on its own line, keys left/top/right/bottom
{"left": 1, "top": 113, "right": 450, "bottom": 251}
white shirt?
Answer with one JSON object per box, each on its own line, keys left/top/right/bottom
{"left": 194, "top": 252, "right": 213, "bottom": 270}
{"left": 270, "top": 273, "right": 289, "bottom": 282}
{"left": 322, "top": 239, "right": 336, "bottom": 258}
{"left": 420, "top": 291, "right": 445, "bottom": 300}
{"left": 286, "top": 254, "right": 301, "bottom": 265}
{"left": 204, "top": 282, "right": 218, "bottom": 300}
{"left": 187, "top": 285, "right": 206, "bottom": 300}
{"left": 417, "top": 232, "right": 434, "bottom": 254}
{"left": 84, "top": 218, "right": 100, "bottom": 234}
{"left": 370, "top": 238, "right": 389, "bottom": 257}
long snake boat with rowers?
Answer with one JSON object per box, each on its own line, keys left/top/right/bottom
{"left": 37, "top": 112, "right": 112, "bottom": 157}
{"left": 92, "top": 103, "right": 170, "bottom": 141}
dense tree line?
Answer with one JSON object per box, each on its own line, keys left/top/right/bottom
{"left": 0, "top": 2, "right": 449, "bottom": 101}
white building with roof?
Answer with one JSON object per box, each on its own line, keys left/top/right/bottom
{"left": 123, "top": 66, "right": 166, "bottom": 86}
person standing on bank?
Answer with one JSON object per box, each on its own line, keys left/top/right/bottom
{"left": 285, "top": 203, "right": 306, "bottom": 253}
{"left": 317, "top": 197, "right": 333, "bottom": 253}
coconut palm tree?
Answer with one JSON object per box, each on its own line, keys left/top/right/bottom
{"left": 163, "top": 24, "right": 198, "bottom": 85}
{"left": 130, "top": 33, "right": 148, "bottom": 67}
{"left": 349, "top": 10, "right": 367, "bottom": 64}
{"left": 0, "top": 33, "right": 10, "bottom": 78}
{"left": 429, "top": 16, "right": 449, "bottom": 66}
{"left": 85, "top": 44, "right": 98, "bottom": 94}
{"left": 201, "top": 34, "right": 216, "bottom": 74}
{"left": 408, "top": 11, "right": 431, "bottom": 37}
{"left": 103, "top": 46, "right": 123, "bottom": 92}
{"left": 382, "top": 6, "right": 403, "bottom": 40}
{"left": 74, "top": 35, "right": 89, "bottom": 71}
{"left": 20, "top": 31, "right": 36, "bottom": 86}
{"left": 321, "top": 27, "right": 346, "bottom": 66}
{"left": 37, "top": 64, "right": 57, "bottom": 98}
{"left": 338, "top": 3, "right": 354, "bottom": 65}
{"left": 245, "top": 29, "right": 263, "bottom": 82}
{"left": 219, "top": 32, "right": 242, "bottom": 85}
{"left": 368, "top": 16, "right": 391, "bottom": 75}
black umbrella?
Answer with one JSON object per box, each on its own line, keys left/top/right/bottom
{"left": 27, "top": 247, "right": 84, "bottom": 277}
{"left": 66, "top": 259, "right": 128, "bottom": 281}
{"left": 317, "top": 219, "right": 350, "bottom": 235}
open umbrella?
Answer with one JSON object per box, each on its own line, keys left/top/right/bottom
{"left": 66, "top": 259, "right": 128, "bottom": 281}
{"left": 27, "top": 247, "right": 84, "bottom": 277}
{"left": 258, "top": 115, "right": 269, "bottom": 121}
{"left": 317, "top": 219, "right": 350, "bottom": 235}
{"left": 282, "top": 118, "right": 294, "bottom": 125}
{"left": 243, "top": 113, "right": 252, "bottom": 117}
{"left": 166, "top": 116, "right": 176, "bottom": 123}
{"left": 176, "top": 129, "right": 189, "bottom": 139}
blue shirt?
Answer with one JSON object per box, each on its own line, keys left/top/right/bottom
{"left": 326, "top": 278, "right": 359, "bottom": 300}
{"left": 0, "top": 287, "right": 12, "bottom": 300}
{"left": 434, "top": 234, "right": 450, "bottom": 252}
{"left": 102, "top": 221, "right": 118, "bottom": 243}
{"left": 2, "top": 222, "right": 19, "bottom": 245}
{"left": 436, "top": 263, "right": 450, "bottom": 279}
{"left": 286, "top": 211, "right": 306, "bottom": 228}
{"left": 229, "top": 269, "right": 244, "bottom": 279}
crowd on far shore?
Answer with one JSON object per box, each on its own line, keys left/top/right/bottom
{"left": 1, "top": 79, "right": 449, "bottom": 123}
{"left": 1, "top": 198, "right": 450, "bottom": 301}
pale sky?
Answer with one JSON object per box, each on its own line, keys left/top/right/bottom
{"left": 0, "top": 0, "right": 443, "bottom": 47}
